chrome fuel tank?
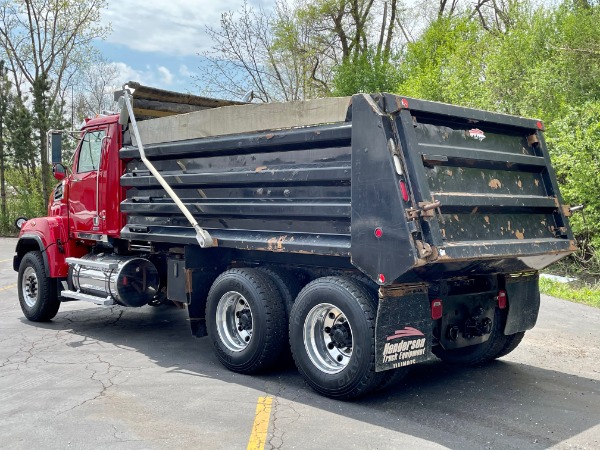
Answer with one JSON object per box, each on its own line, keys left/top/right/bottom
{"left": 70, "top": 254, "right": 159, "bottom": 307}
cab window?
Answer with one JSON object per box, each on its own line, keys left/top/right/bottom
{"left": 77, "top": 130, "right": 105, "bottom": 173}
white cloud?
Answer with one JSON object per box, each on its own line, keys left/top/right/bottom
{"left": 110, "top": 62, "right": 174, "bottom": 88}
{"left": 157, "top": 66, "right": 174, "bottom": 84}
{"left": 102, "top": 0, "right": 272, "bottom": 57}
{"left": 179, "top": 64, "right": 193, "bottom": 77}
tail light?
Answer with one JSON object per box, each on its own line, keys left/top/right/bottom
{"left": 497, "top": 290, "right": 507, "bottom": 309}
{"left": 431, "top": 299, "right": 443, "bottom": 320}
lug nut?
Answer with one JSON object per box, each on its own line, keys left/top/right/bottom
{"left": 324, "top": 327, "right": 331, "bottom": 333}
{"left": 328, "top": 312, "right": 335, "bottom": 319}
{"left": 328, "top": 342, "right": 335, "bottom": 350}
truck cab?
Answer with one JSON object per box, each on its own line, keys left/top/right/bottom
{"left": 52, "top": 115, "right": 124, "bottom": 240}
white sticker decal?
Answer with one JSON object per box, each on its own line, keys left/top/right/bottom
{"left": 468, "top": 128, "right": 486, "bottom": 141}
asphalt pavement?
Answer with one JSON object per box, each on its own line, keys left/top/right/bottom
{"left": 0, "top": 237, "right": 598, "bottom": 449}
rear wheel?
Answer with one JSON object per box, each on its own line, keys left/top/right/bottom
{"left": 18, "top": 251, "right": 60, "bottom": 322}
{"left": 433, "top": 308, "right": 517, "bottom": 366}
{"left": 289, "top": 277, "right": 384, "bottom": 399}
{"left": 206, "top": 268, "right": 287, "bottom": 373}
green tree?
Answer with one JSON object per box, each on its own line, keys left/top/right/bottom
{"left": 6, "top": 95, "right": 36, "bottom": 178}
{"left": 0, "top": 0, "right": 109, "bottom": 207}
{"left": 4, "top": 94, "right": 45, "bottom": 224}
{"left": 397, "top": 16, "right": 488, "bottom": 106}
{"left": 332, "top": 49, "right": 403, "bottom": 96}
{"left": 548, "top": 102, "right": 600, "bottom": 249}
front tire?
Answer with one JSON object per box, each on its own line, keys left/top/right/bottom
{"left": 205, "top": 268, "right": 287, "bottom": 374}
{"left": 18, "top": 251, "right": 60, "bottom": 322}
{"left": 289, "top": 277, "right": 384, "bottom": 399}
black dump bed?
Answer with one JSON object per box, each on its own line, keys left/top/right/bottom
{"left": 119, "top": 93, "right": 575, "bottom": 283}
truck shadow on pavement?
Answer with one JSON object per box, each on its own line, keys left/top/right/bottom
{"left": 22, "top": 303, "right": 599, "bottom": 450}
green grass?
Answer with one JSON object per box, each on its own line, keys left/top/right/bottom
{"left": 539, "top": 277, "right": 600, "bottom": 308}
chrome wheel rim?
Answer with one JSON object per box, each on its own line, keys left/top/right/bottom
{"left": 22, "top": 266, "right": 39, "bottom": 308}
{"left": 216, "top": 291, "right": 253, "bottom": 352}
{"left": 303, "top": 303, "right": 353, "bottom": 374}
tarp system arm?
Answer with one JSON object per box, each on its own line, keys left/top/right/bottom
{"left": 119, "top": 88, "right": 214, "bottom": 248}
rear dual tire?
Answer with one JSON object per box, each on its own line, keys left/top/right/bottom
{"left": 289, "top": 277, "right": 385, "bottom": 399}
{"left": 207, "top": 271, "right": 397, "bottom": 399}
{"left": 205, "top": 268, "right": 287, "bottom": 373}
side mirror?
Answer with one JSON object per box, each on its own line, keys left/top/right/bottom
{"left": 15, "top": 217, "right": 28, "bottom": 230}
{"left": 53, "top": 163, "right": 66, "bottom": 181}
{"left": 50, "top": 131, "right": 62, "bottom": 164}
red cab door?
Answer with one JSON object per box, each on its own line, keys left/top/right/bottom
{"left": 69, "top": 128, "right": 107, "bottom": 238}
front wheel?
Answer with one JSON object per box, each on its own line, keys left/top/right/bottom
{"left": 289, "top": 277, "right": 384, "bottom": 399}
{"left": 18, "top": 251, "right": 60, "bottom": 322}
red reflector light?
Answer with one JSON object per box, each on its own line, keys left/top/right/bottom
{"left": 400, "top": 181, "right": 409, "bottom": 201}
{"left": 378, "top": 273, "right": 386, "bottom": 284}
{"left": 374, "top": 227, "right": 383, "bottom": 238}
{"left": 401, "top": 98, "right": 409, "bottom": 108}
{"left": 536, "top": 121, "right": 544, "bottom": 130}
{"left": 431, "top": 299, "right": 443, "bottom": 320}
{"left": 498, "top": 290, "right": 507, "bottom": 309}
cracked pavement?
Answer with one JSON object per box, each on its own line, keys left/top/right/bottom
{"left": 0, "top": 237, "right": 599, "bottom": 449}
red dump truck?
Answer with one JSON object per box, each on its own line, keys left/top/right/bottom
{"left": 13, "top": 83, "right": 576, "bottom": 399}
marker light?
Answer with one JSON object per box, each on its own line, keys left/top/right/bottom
{"left": 374, "top": 227, "right": 383, "bottom": 238}
{"left": 400, "top": 181, "right": 409, "bottom": 202}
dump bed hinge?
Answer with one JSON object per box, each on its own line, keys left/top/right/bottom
{"left": 405, "top": 200, "right": 442, "bottom": 220}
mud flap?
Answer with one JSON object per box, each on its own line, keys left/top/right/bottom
{"left": 503, "top": 272, "right": 540, "bottom": 335}
{"left": 375, "top": 284, "right": 434, "bottom": 372}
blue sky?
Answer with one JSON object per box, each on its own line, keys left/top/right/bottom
{"left": 96, "top": 0, "right": 273, "bottom": 96}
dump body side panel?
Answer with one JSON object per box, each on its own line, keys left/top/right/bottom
{"left": 119, "top": 93, "right": 575, "bottom": 283}
{"left": 120, "top": 124, "right": 353, "bottom": 256}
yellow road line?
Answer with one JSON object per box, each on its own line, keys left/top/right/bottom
{"left": 0, "top": 284, "right": 16, "bottom": 292}
{"left": 247, "top": 396, "right": 273, "bottom": 450}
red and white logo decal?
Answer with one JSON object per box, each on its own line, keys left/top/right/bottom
{"left": 468, "top": 128, "right": 486, "bottom": 141}
{"left": 382, "top": 327, "right": 427, "bottom": 367}
{"left": 386, "top": 326, "right": 424, "bottom": 341}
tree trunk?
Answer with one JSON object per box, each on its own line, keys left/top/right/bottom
{"left": 39, "top": 127, "right": 49, "bottom": 208}
{"left": 33, "top": 75, "right": 50, "bottom": 209}
{"left": 0, "top": 119, "right": 5, "bottom": 221}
